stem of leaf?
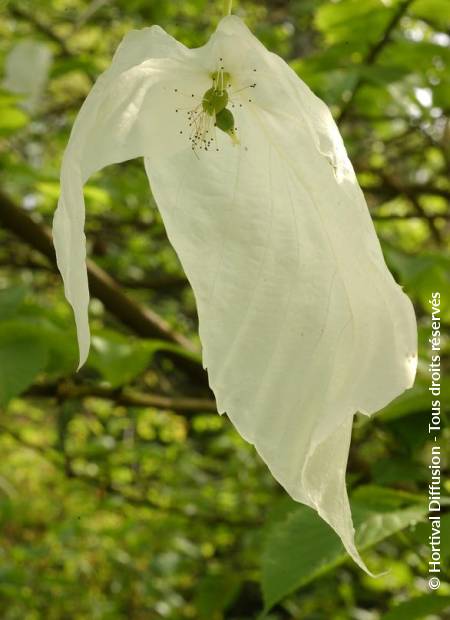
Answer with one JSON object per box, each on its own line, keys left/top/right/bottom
{"left": 224, "top": 0, "right": 233, "bottom": 16}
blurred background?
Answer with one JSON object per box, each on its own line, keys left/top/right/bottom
{"left": 0, "top": 0, "right": 449, "bottom": 618}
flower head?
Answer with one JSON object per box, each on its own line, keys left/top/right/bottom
{"left": 53, "top": 16, "right": 417, "bottom": 572}
{"left": 178, "top": 65, "right": 243, "bottom": 152}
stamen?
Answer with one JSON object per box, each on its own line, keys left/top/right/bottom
{"left": 174, "top": 63, "right": 253, "bottom": 154}
{"left": 231, "top": 83, "right": 257, "bottom": 96}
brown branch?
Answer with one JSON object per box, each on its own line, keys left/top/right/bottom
{"left": 118, "top": 274, "right": 189, "bottom": 292}
{"left": 75, "top": 0, "right": 113, "bottom": 29}
{"left": 27, "top": 382, "right": 216, "bottom": 413}
{"left": 0, "top": 191, "right": 208, "bottom": 385}
{"left": 0, "top": 255, "right": 54, "bottom": 272}
{"left": 337, "top": 0, "right": 414, "bottom": 125}
{"left": 371, "top": 213, "right": 449, "bottom": 222}
{"left": 364, "top": 184, "right": 450, "bottom": 202}
{"left": 0, "top": 254, "right": 188, "bottom": 292}
{"left": 8, "top": 5, "right": 97, "bottom": 84}
{"left": 8, "top": 5, "right": 73, "bottom": 58}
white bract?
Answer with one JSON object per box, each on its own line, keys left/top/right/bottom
{"left": 53, "top": 16, "right": 417, "bottom": 571}
{"left": 3, "top": 40, "right": 53, "bottom": 112}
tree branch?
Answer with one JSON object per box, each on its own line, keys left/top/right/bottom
{"left": 371, "top": 213, "right": 449, "bottom": 222}
{"left": 118, "top": 274, "right": 189, "bottom": 292}
{"left": 337, "top": 0, "right": 413, "bottom": 125}
{"left": 8, "top": 5, "right": 98, "bottom": 83}
{"left": 377, "top": 173, "right": 444, "bottom": 243}
{"left": 75, "top": 0, "right": 112, "bottom": 29}
{"left": 27, "top": 382, "right": 216, "bottom": 413}
{"left": 363, "top": 183, "right": 450, "bottom": 202}
{"left": 8, "top": 5, "right": 73, "bottom": 58}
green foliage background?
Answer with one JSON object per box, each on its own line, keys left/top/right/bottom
{"left": 0, "top": 0, "right": 449, "bottom": 618}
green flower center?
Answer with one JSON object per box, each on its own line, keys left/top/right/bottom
{"left": 202, "top": 87, "right": 229, "bottom": 116}
{"left": 176, "top": 65, "right": 253, "bottom": 152}
{"left": 215, "top": 108, "right": 234, "bottom": 132}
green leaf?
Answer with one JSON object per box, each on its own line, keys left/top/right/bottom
{"left": 89, "top": 330, "right": 200, "bottom": 388}
{"left": 50, "top": 55, "right": 101, "bottom": 79}
{"left": 371, "top": 457, "right": 427, "bottom": 484}
{"left": 0, "top": 315, "right": 77, "bottom": 386}
{"left": 89, "top": 331, "right": 154, "bottom": 387}
{"left": 350, "top": 485, "right": 426, "bottom": 510}
{"left": 35, "top": 320, "right": 78, "bottom": 379}
{"left": 194, "top": 572, "right": 240, "bottom": 619}
{"left": 0, "top": 323, "right": 47, "bottom": 406}
{"left": 384, "top": 248, "right": 450, "bottom": 321}
{"left": 0, "top": 89, "right": 29, "bottom": 134}
{"left": 380, "top": 40, "right": 450, "bottom": 75}
{"left": 410, "top": 0, "right": 450, "bottom": 30}
{"left": 377, "top": 377, "right": 450, "bottom": 422}
{"left": 380, "top": 595, "right": 450, "bottom": 620}
{"left": 315, "top": 0, "right": 395, "bottom": 46}
{"left": 0, "top": 286, "right": 26, "bottom": 320}
{"left": 377, "top": 381, "right": 429, "bottom": 421}
{"left": 410, "top": 512, "right": 450, "bottom": 560}
{"left": 359, "top": 65, "right": 409, "bottom": 86}
{"left": 0, "top": 105, "right": 29, "bottom": 135}
{"left": 433, "top": 80, "right": 450, "bottom": 110}
{"left": 261, "top": 487, "right": 427, "bottom": 613}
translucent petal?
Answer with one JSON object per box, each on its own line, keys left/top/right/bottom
{"left": 3, "top": 40, "right": 53, "bottom": 112}
{"left": 144, "top": 18, "right": 417, "bottom": 569}
{"left": 54, "top": 16, "right": 417, "bottom": 570}
{"left": 53, "top": 26, "right": 207, "bottom": 365}
{"left": 144, "top": 104, "right": 416, "bottom": 569}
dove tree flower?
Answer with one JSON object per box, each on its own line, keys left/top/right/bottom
{"left": 53, "top": 15, "right": 417, "bottom": 572}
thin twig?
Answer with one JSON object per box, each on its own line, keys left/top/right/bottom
{"left": 378, "top": 173, "right": 444, "bottom": 243}
{"left": 75, "top": 0, "right": 112, "bottom": 29}
{"left": 8, "top": 5, "right": 73, "bottom": 58}
{"left": 27, "top": 382, "right": 217, "bottom": 413}
{"left": 8, "top": 5, "right": 96, "bottom": 83}
{"left": 371, "top": 213, "right": 449, "bottom": 222}
{"left": 337, "top": 0, "right": 414, "bottom": 125}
